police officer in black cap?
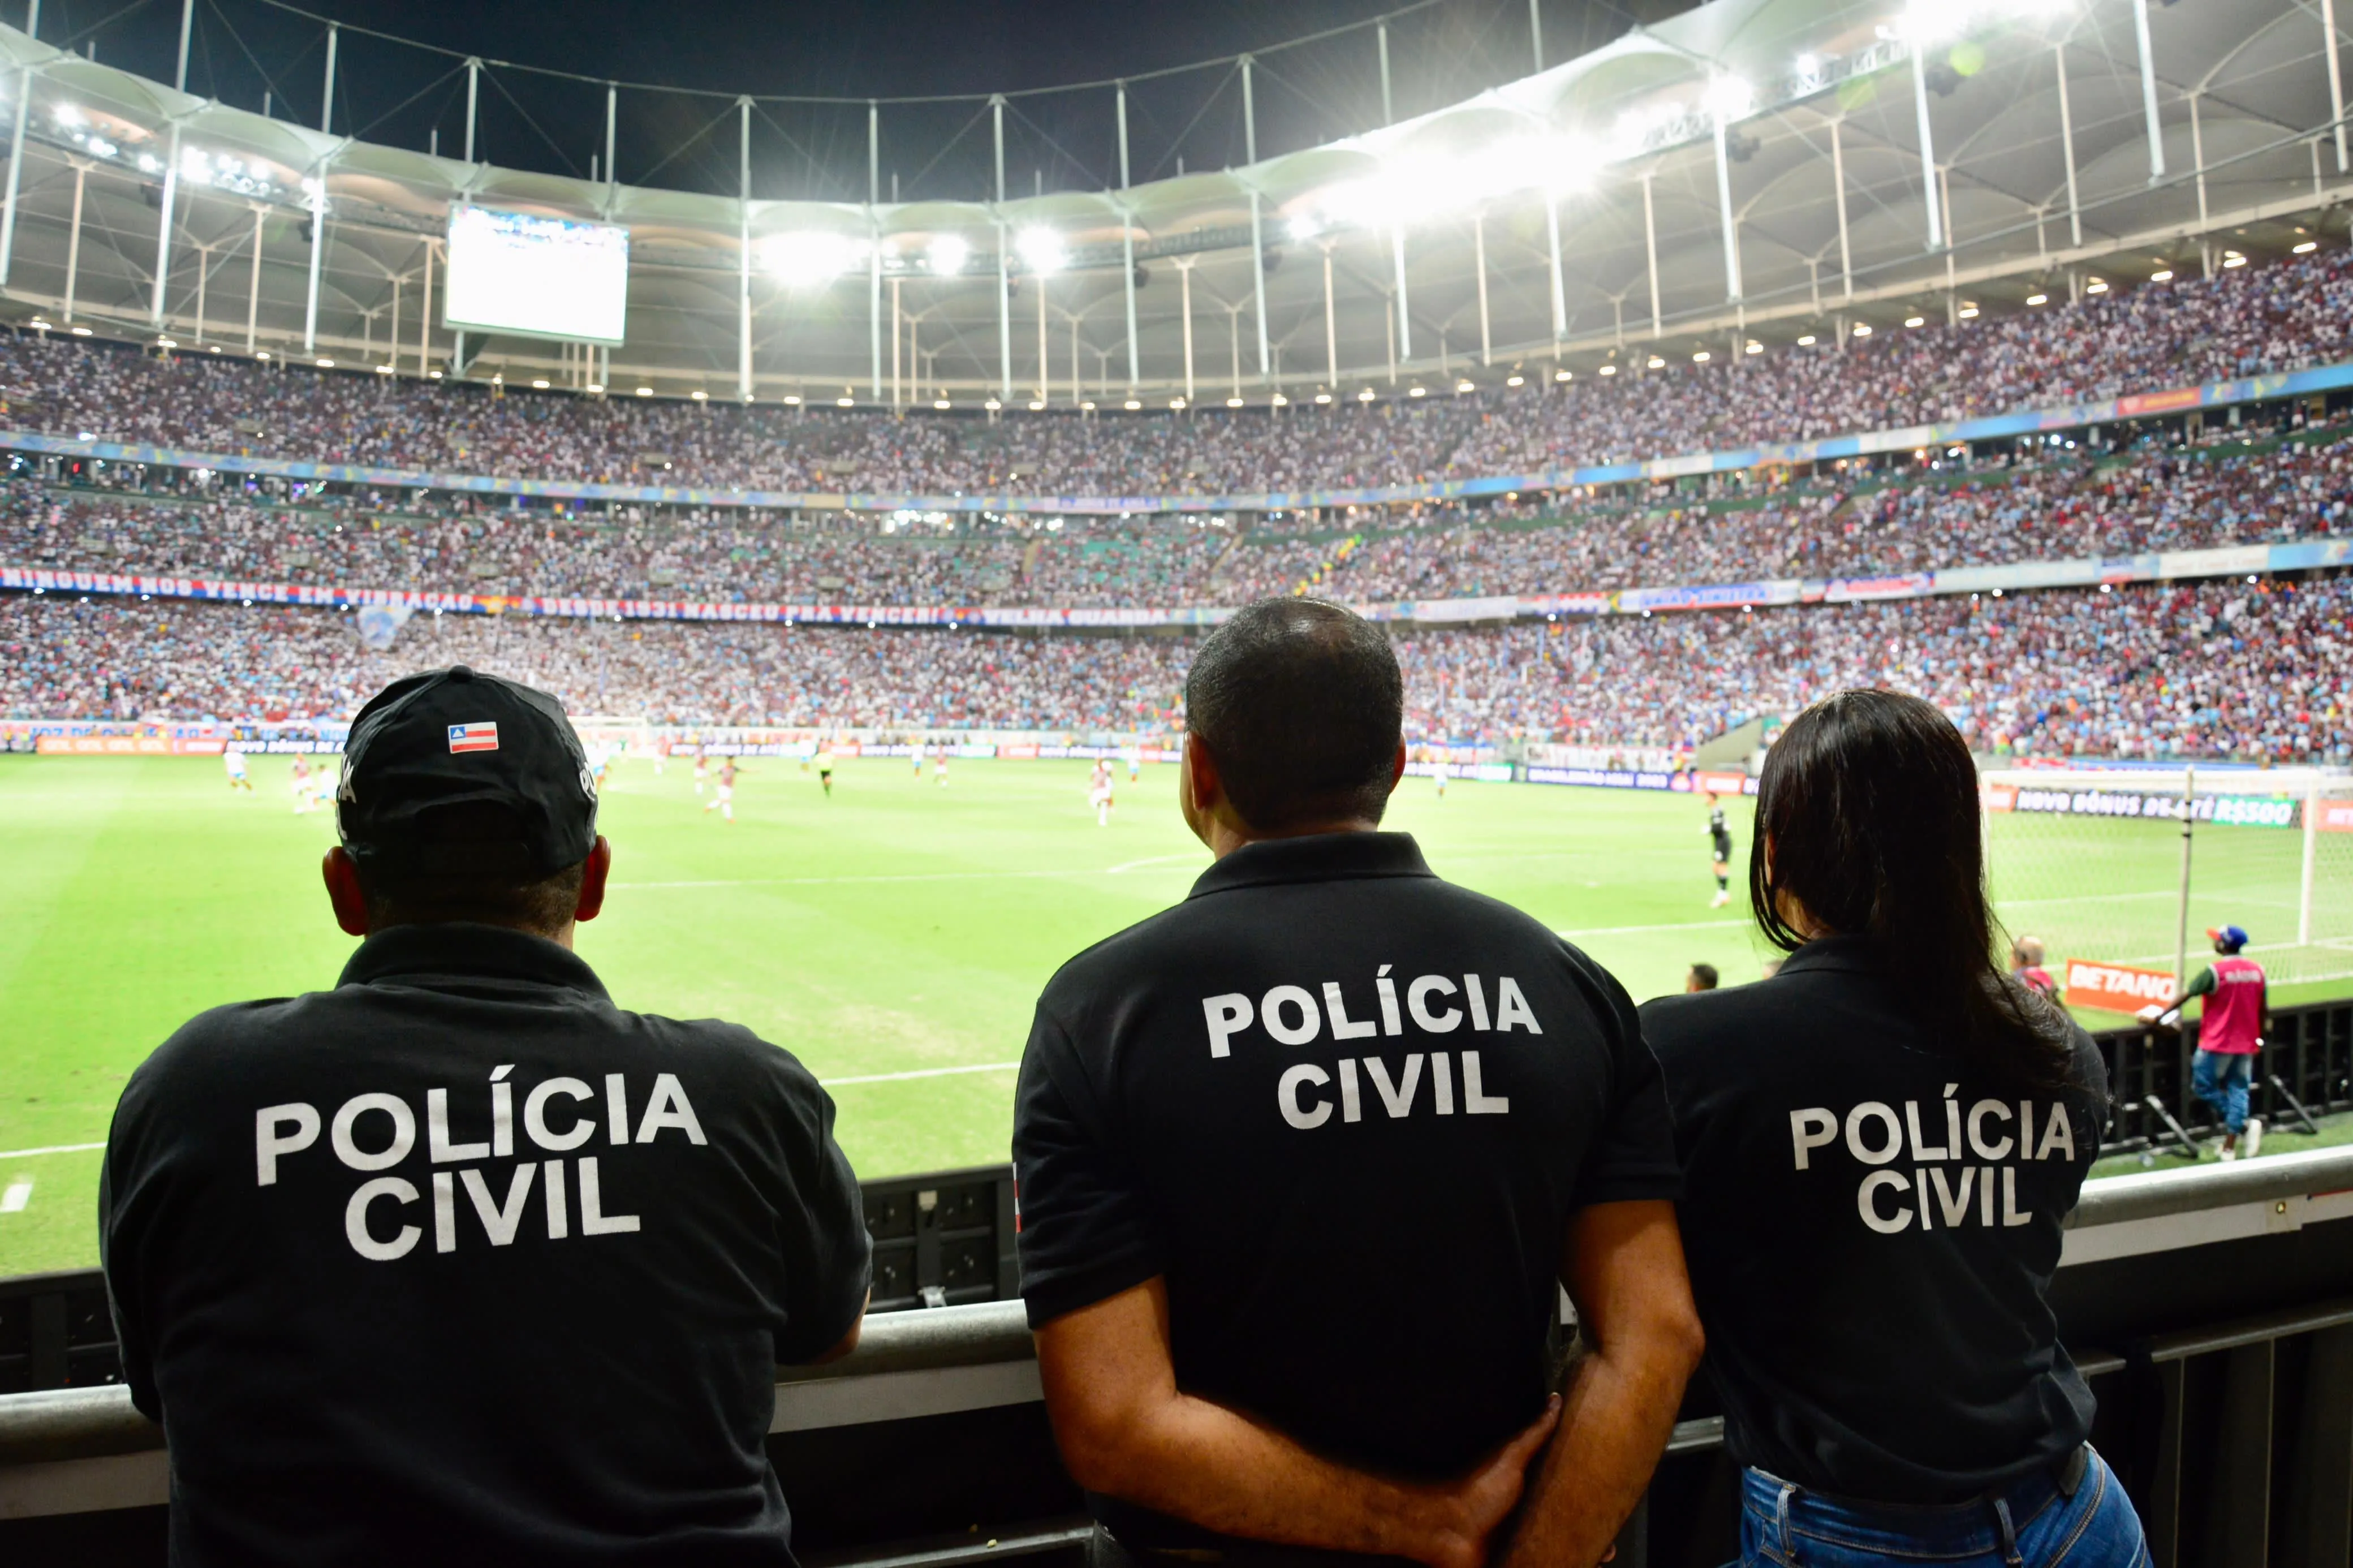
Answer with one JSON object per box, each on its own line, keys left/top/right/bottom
{"left": 101, "top": 667, "right": 871, "bottom": 1567}
{"left": 1014, "top": 600, "right": 1705, "bottom": 1568}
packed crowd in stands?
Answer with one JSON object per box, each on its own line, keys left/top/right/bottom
{"left": 7, "top": 421, "right": 2350, "bottom": 606}
{"left": 3, "top": 246, "right": 2349, "bottom": 495}
{"left": 6, "top": 572, "right": 2344, "bottom": 762}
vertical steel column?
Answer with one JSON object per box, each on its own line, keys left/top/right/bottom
{"left": 301, "top": 169, "right": 325, "bottom": 350}
{"left": 1641, "top": 171, "right": 1662, "bottom": 333}
{"left": 993, "top": 94, "right": 1010, "bottom": 403}
{"left": 2328, "top": 0, "right": 2349, "bottom": 173}
{"left": 869, "top": 99, "right": 882, "bottom": 400}
{"left": 151, "top": 0, "right": 197, "bottom": 326}
{"left": 1242, "top": 56, "right": 1268, "bottom": 379}
{"left": 1712, "top": 112, "right": 1742, "bottom": 301}
{"left": 464, "top": 59, "right": 480, "bottom": 163}
{"left": 890, "top": 276, "right": 902, "bottom": 407}
{"left": 2055, "top": 44, "right": 2082, "bottom": 246}
{"left": 1118, "top": 81, "right": 1137, "bottom": 389}
{"left": 737, "top": 96, "right": 751, "bottom": 400}
{"left": 386, "top": 272, "right": 398, "bottom": 367}
{"left": 0, "top": 0, "right": 42, "bottom": 287}
{"left": 1390, "top": 226, "right": 1411, "bottom": 361}
{"left": 193, "top": 244, "right": 207, "bottom": 342}
{"left": 2191, "top": 93, "right": 2208, "bottom": 229}
{"left": 1527, "top": 0, "right": 1544, "bottom": 72}
{"left": 1473, "top": 212, "right": 1491, "bottom": 364}
{"left": 604, "top": 83, "right": 617, "bottom": 212}
{"left": 61, "top": 161, "right": 82, "bottom": 320}
{"left": 244, "top": 203, "right": 261, "bottom": 349}
{"left": 1322, "top": 245, "right": 1337, "bottom": 389}
{"left": 1830, "top": 120, "right": 1853, "bottom": 299}
{"left": 1179, "top": 259, "right": 1195, "bottom": 402}
{"left": 1544, "top": 189, "right": 1566, "bottom": 341}
{"left": 2132, "top": 0, "right": 2166, "bottom": 180}
{"left": 1910, "top": 43, "right": 1943, "bottom": 250}
{"left": 1377, "top": 23, "right": 1393, "bottom": 124}
{"left": 320, "top": 23, "right": 337, "bottom": 132}
{"left": 419, "top": 237, "right": 432, "bottom": 372}
{"left": 1035, "top": 267, "right": 1047, "bottom": 400}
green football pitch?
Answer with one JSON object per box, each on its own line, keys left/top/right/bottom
{"left": 3, "top": 752, "right": 2350, "bottom": 1278}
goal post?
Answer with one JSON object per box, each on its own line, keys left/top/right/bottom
{"left": 1979, "top": 766, "right": 2353, "bottom": 993}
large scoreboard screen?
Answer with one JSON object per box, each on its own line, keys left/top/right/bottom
{"left": 442, "top": 205, "right": 628, "bottom": 345}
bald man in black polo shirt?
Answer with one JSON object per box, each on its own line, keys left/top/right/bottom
{"left": 1014, "top": 600, "right": 1705, "bottom": 1568}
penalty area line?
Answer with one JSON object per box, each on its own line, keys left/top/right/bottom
{"left": 0, "top": 1140, "right": 105, "bottom": 1161}
{"left": 825, "top": 1062, "right": 1022, "bottom": 1086}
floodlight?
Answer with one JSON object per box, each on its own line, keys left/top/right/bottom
{"left": 2084, "top": 279, "right": 2108, "bottom": 294}
{"left": 531, "top": 378, "right": 550, "bottom": 389}
{"left": 1455, "top": 379, "right": 1475, "bottom": 393}
{"left": 1796, "top": 334, "right": 1816, "bottom": 345}
{"left": 2149, "top": 269, "right": 2173, "bottom": 282}
{"left": 53, "top": 102, "right": 80, "bottom": 127}
{"left": 1851, "top": 323, "right": 1872, "bottom": 336}
{"left": 983, "top": 398, "right": 1002, "bottom": 410}
{"left": 1287, "top": 214, "right": 1321, "bottom": 243}
{"left": 1027, "top": 399, "right": 1045, "bottom": 410}
{"left": 1016, "top": 228, "right": 1066, "bottom": 274}
{"left": 1171, "top": 397, "right": 1188, "bottom": 408}
{"left": 764, "top": 232, "right": 861, "bottom": 285}
{"left": 839, "top": 396, "right": 857, "bottom": 407}
{"left": 376, "top": 364, "right": 395, "bottom": 375}
{"left": 136, "top": 153, "right": 162, "bottom": 174}
{"left": 1124, "top": 398, "right": 1142, "bottom": 410}
{"left": 1554, "top": 369, "right": 1571, "bottom": 381}
{"left": 1407, "top": 385, "right": 1427, "bottom": 397}
{"left": 2222, "top": 253, "right": 2247, "bottom": 268}
{"left": 1645, "top": 356, "right": 1665, "bottom": 368}
{"left": 1958, "top": 305, "right": 1980, "bottom": 319}
{"left": 1903, "top": 316, "right": 1925, "bottom": 328}
{"left": 783, "top": 394, "right": 803, "bottom": 405}
{"left": 1313, "top": 392, "right": 1331, "bottom": 403}
{"left": 927, "top": 235, "right": 971, "bottom": 275}
{"left": 1597, "top": 363, "right": 1617, "bottom": 376}
{"left": 1795, "top": 52, "right": 1821, "bottom": 75}
{"left": 1357, "top": 388, "right": 1376, "bottom": 401}
{"left": 635, "top": 386, "right": 653, "bottom": 396}
{"left": 933, "top": 398, "right": 952, "bottom": 410}
{"left": 1692, "top": 351, "right": 1710, "bottom": 363}
{"left": 1226, "top": 397, "right": 1244, "bottom": 408}
{"left": 1506, "top": 374, "right": 1525, "bottom": 387}
{"left": 1702, "top": 76, "right": 1755, "bottom": 121}
{"left": 316, "top": 357, "right": 334, "bottom": 367}
{"left": 2024, "top": 293, "right": 2048, "bottom": 305}
{"left": 586, "top": 382, "right": 602, "bottom": 393}
{"left": 1270, "top": 393, "right": 1288, "bottom": 406}
{"left": 2295, "top": 240, "right": 2318, "bottom": 254}
{"left": 692, "top": 390, "right": 709, "bottom": 400}
{"left": 157, "top": 337, "right": 176, "bottom": 348}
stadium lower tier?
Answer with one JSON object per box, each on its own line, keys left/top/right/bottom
{"left": 3, "top": 572, "right": 2343, "bottom": 759}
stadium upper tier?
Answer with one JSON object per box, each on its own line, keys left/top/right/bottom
{"left": 7, "top": 408, "right": 2347, "bottom": 611}
{"left": 4, "top": 245, "right": 2350, "bottom": 509}
{"left": 1, "top": 572, "right": 2338, "bottom": 763}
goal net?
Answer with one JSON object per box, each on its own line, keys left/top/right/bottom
{"left": 1980, "top": 766, "right": 2353, "bottom": 993}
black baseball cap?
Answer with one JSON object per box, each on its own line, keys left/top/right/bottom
{"left": 337, "top": 666, "right": 598, "bottom": 878}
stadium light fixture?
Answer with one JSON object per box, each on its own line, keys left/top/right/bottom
{"left": 428, "top": 370, "right": 443, "bottom": 380}
{"left": 67, "top": 325, "right": 90, "bottom": 336}
{"left": 1795, "top": 52, "right": 1821, "bottom": 75}
{"left": 1598, "top": 363, "right": 1617, "bottom": 376}
{"left": 1745, "top": 341, "right": 1763, "bottom": 355}
{"left": 1506, "top": 374, "right": 1524, "bottom": 387}
{"left": 692, "top": 390, "right": 709, "bottom": 400}
{"left": 1287, "top": 215, "right": 1321, "bottom": 243}
{"left": 2084, "top": 279, "right": 2108, "bottom": 294}
{"left": 531, "top": 378, "right": 550, "bottom": 389}
{"left": 926, "top": 235, "right": 971, "bottom": 276}
{"left": 1226, "top": 396, "right": 1245, "bottom": 408}
{"left": 376, "top": 364, "right": 395, "bottom": 375}
{"left": 1851, "top": 323, "right": 1872, "bottom": 336}
{"left": 1796, "top": 334, "right": 1817, "bottom": 346}
{"left": 1903, "top": 316, "right": 1925, "bottom": 328}
{"left": 53, "top": 102, "right": 81, "bottom": 127}
{"left": 1645, "top": 356, "right": 1665, "bottom": 368}
{"left": 316, "top": 357, "right": 334, "bottom": 367}
{"left": 156, "top": 337, "right": 176, "bottom": 348}
{"left": 1958, "top": 305, "right": 1980, "bottom": 319}
{"left": 1313, "top": 392, "right": 1331, "bottom": 403}
{"left": 783, "top": 394, "right": 803, "bottom": 405}
{"left": 1692, "top": 351, "right": 1710, "bottom": 363}
{"left": 764, "top": 232, "right": 864, "bottom": 286}
{"left": 255, "top": 348, "right": 270, "bottom": 359}
{"left": 1015, "top": 228, "right": 1066, "bottom": 275}
{"left": 839, "top": 396, "right": 857, "bottom": 407}
{"left": 1554, "top": 369, "right": 1572, "bottom": 381}
{"left": 2222, "top": 252, "right": 2247, "bottom": 268}
{"left": 1702, "top": 75, "right": 1756, "bottom": 122}
{"left": 1455, "top": 379, "right": 1475, "bottom": 393}
{"left": 933, "top": 398, "right": 952, "bottom": 410}
{"left": 587, "top": 382, "right": 603, "bottom": 394}
{"left": 1027, "top": 399, "right": 1046, "bottom": 410}
{"left": 635, "top": 386, "right": 653, "bottom": 397}
{"left": 2024, "top": 292, "right": 2048, "bottom": 305}
{"left": 983, "top": 398, "right": 1002, "bottom": 411}
{"left": 2295, "top": 240, "right": 2318, "bottom": 254}
{"left": 1171, "top": 397, "right": 1188, "bottom": 408}
{"left": 1271, "top": 393, "right": 1288, "bottom": 406}
{"left": 1122, "top": 398, "right": 1141, "bottom": 410}
{"left": 2149, "top": 269, "right": 2173, "bottom": 282}
{"left": 1358, "top": 388, "right": 1376, "bottom": 401}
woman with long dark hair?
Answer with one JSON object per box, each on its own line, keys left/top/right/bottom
{"left": 1640, "top": 690, "right": 2149, "bottom": 1568}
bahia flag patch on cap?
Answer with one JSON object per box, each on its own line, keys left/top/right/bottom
{"left": 447, "top": 722, "right": 500, "bottom": 754}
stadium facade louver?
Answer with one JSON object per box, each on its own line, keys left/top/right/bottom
{"left": 0, "top": 0, "right": 2342, "bottom": 406}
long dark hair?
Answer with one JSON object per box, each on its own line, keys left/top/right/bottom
{"left": 1750, "top": 690, "right": 2077, "bottom": 1092}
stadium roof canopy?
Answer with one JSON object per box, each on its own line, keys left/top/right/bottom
{"left": 0, "top": 0, "right": 2343, "bottom": 408}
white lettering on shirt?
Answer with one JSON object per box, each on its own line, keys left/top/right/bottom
{"left": 256, "top": 1103, "right": 320, "bottom": 1186}
{"left": 1261, "top": 985, "right": 1321, "bottom": 1046}
{"left": 1845, "top": 1102, "right": 1904, "bottom": 1166}
{"left": 1492, "top": 977, "right": 1542, "bottom": 1034}
{"left": 1966, "top": 1100, "right": 2015, "bottom": 1160}
{"left": 1324, "top": 982, "right": 1378, "bottom": 1041}
{"left": 634, "top": 1074, "right": 707, "bottom": 1145}
{"left": 525, "top": 1078, "right": 596, "bottom": 1152}
{"left": 331, "top": 1093, "right": 416, "bottom": 1173}
{"left": 1462, "top": 1051, "right": 1510, "bottom": 1115}
{"left": 1795, "top": 1095, "right": 2082, "bottom": 1234}
{"left": 1337, "top": 1057, "right": 1363, "bottom": 1122}
{"left": 1789, "top": 1109, "right": 1837, "bottom": 1170}
{"left": 1431, "top": 1051, "right": 1455, "bottom": 1115}
{"left": 1278, "top": 1063, "right": 1333, "bottom": 1129}
{"left": 1408, "top": 976, "right": 1462, "bottom": 1032}
{"left": 579, "top": 1156, "right": 641, "bottom": 1234}
{"left": 1364, "top": 1054, "right": 1424, "bottom": 1117}
{"left": 1203, "top": 993, "right": 1253, "bottom": 1057}
{"left": 1374, "top": 967, "right": 1403, "bottom": 1036}
{"left": 428, "top": 1088, "right": 490, "bottom": 1164}
{"left": 1858, "top": 1171, "right": 1912, "bottom": 1234}
{"left": 346, "top": 1176, "right": 421, "bottom": 1261}
{"left": 1464, "top": 974, "right": 1492, "bottom": 1031}
{"left": 462, "top": 1163, "right": 539, "bottom": 1245}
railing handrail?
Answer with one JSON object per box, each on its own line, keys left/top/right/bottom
{"left": 2063, "top": 1144, "right": 2353, "bottom": 1229}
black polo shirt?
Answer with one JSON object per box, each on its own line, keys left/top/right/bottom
{"left": 1013, "top": 832, "right": 1679, "bottom": 1556}
{"left": 1640, "top": 936, "right": 2106, "bottom": 1505}
{"left": 100, "top": 923, "right": 871, "bottom": 1567}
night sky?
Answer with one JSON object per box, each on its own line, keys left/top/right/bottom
{"left": 28, "top": 0, "right": 1691, "bottom": 199}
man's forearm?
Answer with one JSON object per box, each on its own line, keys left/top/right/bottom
{"left": 1503, "top": 1332, "right": 1697, "bottom": 1568}
{"left": 1072, "top": 1392, "right": 1464, "bottom": 1562}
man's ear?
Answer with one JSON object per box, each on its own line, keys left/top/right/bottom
{"left": 1384, "top": 739, "right": 1407, "bottom": 796}
{"left": 322, "top": 847, "right": 370, "bottom": 937}
{"left": 1184, "top": 733, "right": 1221, "bottom": 813}
{"left": 574, "top": 837, "right": 613, "bottom": 924}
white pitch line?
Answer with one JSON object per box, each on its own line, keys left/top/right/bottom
{"left": 0, "top": 1140, "right": 105, "bottom": 1161}
{"left": 1107, "top": 853, "right": 1204, "bottom": 874}
{"left": 1557, "top": 917, "right": 1755, "bottom": 939}
{"left": 1, "top": 1179, "right": 33, "bottom": 1213}
{"left": 825, "top": 1062, "right": 1022, "bottom": 1085}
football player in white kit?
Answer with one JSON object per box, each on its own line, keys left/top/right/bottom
{"left": 1089, "top": 757, "right": 1115, "bottom": 826}
{"left": 223, "top": 746, "right": 252, "bottom": 792}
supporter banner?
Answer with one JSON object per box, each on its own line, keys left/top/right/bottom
{"left": 2063, "top": 960, "right": 2178, "bottom": 1015}
{"left": 1524, "top": 766, "right": 1679, "bottom": 791}
{"left": 2314, "top": 801, "right": 2353, "bottom": 833}
{"left": 35, "top": 735, "right": 223, "bottom": 755}
{"left": 1617, "top": 580, "right": 1803, "bottom": 614}
{"left": 10, "top": 361, "right": 2353, "bottom": 517}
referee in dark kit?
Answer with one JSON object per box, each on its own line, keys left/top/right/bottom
{"left": 101, "top": 667, "right": 872, "bottom": 1567}
{"left": 1013, "top": 598, "right": 1705, "bottom": 1568}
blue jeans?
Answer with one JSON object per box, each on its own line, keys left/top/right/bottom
{"left": 2191, "top": 1049, "right": 2255, "bottom": 1135}
{"left": 1739, "top": 1449, "right": 2150, "bottom": 1568}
